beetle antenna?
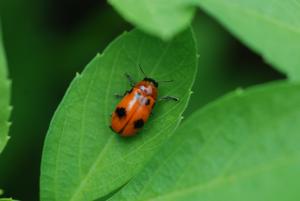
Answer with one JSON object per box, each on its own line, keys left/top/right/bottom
{"left": 157, "top": 79, "right": 174, "bottom": 83}
{"left": 138, "top": 64, "right": 147, "bottom": 77}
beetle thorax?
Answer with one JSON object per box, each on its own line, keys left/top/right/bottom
{"left": 135, "top": 81, "right": 158, "bottom": 99}
{"left": 140, "top": 85, "right": 153, "bottom": 95}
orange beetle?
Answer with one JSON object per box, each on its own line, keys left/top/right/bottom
{"left": 110, "top": 68, "right": 178, "bottom": 137}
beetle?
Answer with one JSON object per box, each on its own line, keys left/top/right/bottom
{"left": 110, "top": 67, "right": 178, "bottom": 137}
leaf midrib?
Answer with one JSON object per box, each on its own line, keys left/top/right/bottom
{"left": 69, "top": 46, "right": 123, "bottom": 201}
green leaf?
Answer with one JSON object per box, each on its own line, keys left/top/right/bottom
{"left": 198, "top": 0, "right": 300, "bottom": 80}
{"left": 0, "top": 22, "right": 11, "bottom": 154}
{"left": 109, "top": 81, "right": 300, "bottom": 201}
{"left": 108, "top": 0, "right": 196, "bottom": 40}
{"left": 40, "top": 28, "right": 197, "bottom": 201}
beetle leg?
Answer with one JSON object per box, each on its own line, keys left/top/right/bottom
{"left": 159, "top": 96, "right": 179, "bottom": 102}
{"left": 114, "top": 89, "right": 132, "bottom": 99}
{"left": 125, "top": 73, "right": 135, "bottom": 87}
{"left": 114, "top": 93, "right": 124, "bottom": 99}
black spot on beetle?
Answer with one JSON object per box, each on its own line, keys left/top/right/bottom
{"left": 115, "top": 107, "right": 126, "bottom": 118}
{"left": 134, "top": 119, "right": 144, "bottom": 129}
{"left": 145, "top": 98, "right": 151, "bottom": 105}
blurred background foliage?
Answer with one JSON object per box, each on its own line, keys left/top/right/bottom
{"left": 0, "top": 0, "right": 284, "bottom": 200}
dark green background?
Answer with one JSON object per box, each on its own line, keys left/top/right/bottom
{"left": 0, "top": 0, "right": 284, "bottom": 200}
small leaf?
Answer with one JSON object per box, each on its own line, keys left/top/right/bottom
{"left": 109, "top": 82, "right": 300, "bottom": 201}
{"left": 0, "top": 22, "right": 11, "bottom": 154}
{"left": 108, "top": 0, "right": 196, "bottom": 40}
{"left": 40, "top": 28, "right": 197, "bottom": 201}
